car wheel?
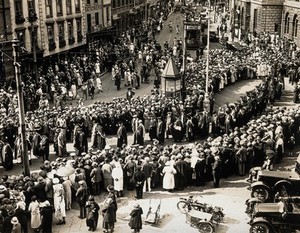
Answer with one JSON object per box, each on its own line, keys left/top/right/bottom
{"left": 250, "top": 222, "right": 270, "bottom": 233}
{"left": 197, "top": 222, "right": 214, "bottom": 233}
{"left": 177, "top": 201, "right": 189, "bottom": 214}
{"left": 251, "top": 186, "right": 270, "bottom": 202}
{"left": 275, "top": 184, "right": 290, "bottom": 198}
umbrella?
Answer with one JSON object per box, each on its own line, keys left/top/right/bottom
{"left": 56, "top": 166, "right": 75, "bottom": 177}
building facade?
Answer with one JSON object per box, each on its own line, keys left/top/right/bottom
{"left": 234, "top": 0, "right": 300, "bottom": 47}
{"left": 282, "top": 0, "right": 300, "bottom": 47}
{"left": 41, "top": 0, "right": 86, "bottom": 57}
{"left": 112, "top": 0, "right": 148, "bottom": 34}
{"left": 0, "top": 0, "right": 13, "bottom": 80}
{"left": 85, "top": 0, "right": 112, "bottom": 49}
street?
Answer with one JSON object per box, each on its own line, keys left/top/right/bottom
{"left": 1, "top": 10, "right": 300, "bottom": 233}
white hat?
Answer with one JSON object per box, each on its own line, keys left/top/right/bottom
{"left": 11, "top": 217, "right": 19, "bottom": 225}
{"left": 52, "top": 178, "right": 59, "bottom": 184}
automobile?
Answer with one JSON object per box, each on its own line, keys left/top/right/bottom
{"left": 248, "top": 197, "right": 300, "bottom": 233}
{"left": 250, "top": 155, "right": 300, "bottom": 202}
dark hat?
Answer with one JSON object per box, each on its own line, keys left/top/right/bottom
{"left": 107, "top": 185, "right": 114, "bottom": 192}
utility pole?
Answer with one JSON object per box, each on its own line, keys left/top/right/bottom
{"left": 12, "top": 37, "right": 30, "bottom": 176}
{"left": 182, "top": 15, "right": 187, "bottom": 101}
{"left": 31, "top": 25, "right": 38, "bottom": 83}
{"left": 203, "top": 0, "right": 211, "bottom": 113}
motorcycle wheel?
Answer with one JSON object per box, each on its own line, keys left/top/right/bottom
{"left": 212, "top": 212, "right": 223, "bottom": 223}
{"left": 197, "top": 222, "right": 214, "bottom": 233}
{"left": 177, "top": 201, "right": 189, "bottom": 214}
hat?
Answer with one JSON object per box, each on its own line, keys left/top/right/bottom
{"left": 107, "top": 185, "right": 114, "bottom": 191}
{"left": 134, "top": 203, "right": 140, "bottom": 209}
{"left": 105, "top": 197, "right": 113, "bottom": 204}
{"left": 8, "top": 209, "right": 15, "bottom": 216}
{"left": 214, "top": 156, "right": 221, "bottom": 161}
{"left": 11, "top": 217, "right": 19, "bottom": 225}
{"left": 88, "top": 195, "right": 95, "bottom": 201}
{"left": 52, "top": 178, "right": 59, "bottom": 184}
{"left": 0, "top": 185, "right": 7, "bottom": 192}
{"left": 78, "top": 180, "right": 85, "bottom": 185}
{"left": 165, "top": 161, "right": 171, "bottom": 166}
{"left": 104, "top": 145, "right": 111, "bottom": 150}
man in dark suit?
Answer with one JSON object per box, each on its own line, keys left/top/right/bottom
{"left": 116, "top": 121, "right": 127, "bottom": 148}
{"left": 34, "top": 177, "right": 48, "bottom": 202}
{"left": 157, "top": 117, "right": 165, "bottom": 145}
{"left": 133, "top": 166, "right": 146, "bottom": 199}
{"left": 175, "top": 155, "right": 188, "bottom": 190}
{"left": 212, "top": 156, "right": 222, "bottom": 188}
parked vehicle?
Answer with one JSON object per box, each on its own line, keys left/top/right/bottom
{"left": 177, "top": 196, "right": 224, "bottom": 223}
{"left": 248, "top": 197, "right": 300, "bottom": 233}
{"left": 245, "top": 197, "right": 263, "bottom": 217}
{"left": 250, "top": 155, "right": 300, "bottom": 202}
{"left": 186, "top": 209, "right": 216, "bottom": 233}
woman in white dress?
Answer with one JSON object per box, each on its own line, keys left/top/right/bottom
{"left": 111, "top": 162, "right": 124, "bottom": 197}
{"left": 162, "top": 161, "right": 177, "bottom": 191}
{"left": 62, "top": 176, "right": 72, "bottom": 210}
{"left": 28, "top": 196, "right": 41, "bottom": 232}
{"left": 53, "top": 178, "right": 66, "bottom": 225}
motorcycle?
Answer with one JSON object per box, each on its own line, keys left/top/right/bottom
{"left": 177, "top": 196, "right": 225, "bottom": 223}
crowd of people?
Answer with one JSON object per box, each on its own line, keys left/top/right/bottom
{"left": 0, "top": 100, "right": 299, "bottom": 232}
{"left": 0, "top": 3, "right": 300, "bottom": 233}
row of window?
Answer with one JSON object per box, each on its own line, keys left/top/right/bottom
{"left": 45, "top": 0, "right": 81, "bottom": 17}
{"left": 86, "top": 9, "right": 110, "bottom": 32}
{"left": 112, "top": 0, "right": 134, "bottom": 8}
{"left": 15, "top": 18, "right": 83, "bottom": 53}
{"left": 14, "top": 0, "right": 82, "bottom": 24}
{"left": 47, "top": 19, "right": 82, "bottom": 43}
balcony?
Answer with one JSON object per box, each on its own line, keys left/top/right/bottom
{"left": 59, "top": 39, "right": 66, "bottom": 48}
{"left": 15, "top": 13, "right": 25, "bottom": 24}
{"left": 48, "top": 39, "right": 56, "bottom": 51}
{"left": 69, "top": 36, "right": 75, "bottom": 45}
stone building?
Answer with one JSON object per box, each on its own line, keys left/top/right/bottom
{"left": 85, "top": 0, "right": 113, "bottom": 49}
{"left": 112, "top": 0, "right": 149, "bottom": 33}
{"left": 282, "top": 0, "right": 300, "bottom": 47}
{"left": 234, "top": 0, "right": 284, "bottom": 38}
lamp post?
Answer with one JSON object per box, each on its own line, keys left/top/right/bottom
{"left": 12, "top": 37, "right": 30, "bottom": 176}
{"left": 203, "top": 0, "right": 211, "bottom": 113}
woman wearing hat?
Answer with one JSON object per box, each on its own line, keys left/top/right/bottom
{"left": 111, "top": 163, "right": 124, "bottom": 197}
{"left": 53, "top": 178, "right": 66, "bottom": 225}
{"left": 102, "top": 197, "right": 116, "bottom": 233}
{"left": 128, "top": 203, "right": 143, "bottom": 233}
{"left": 85, "top": 195, "right": 100, "bottom": 231}
{"left": 28, "top": 196, "right": 41, "bottom": 232}
{"left": 161, "top": 161, "right": 177, "bottom": 192}
{"left": 40, "top": 201, "right": 54, "bottom": 233}
{"left": 11, "top": 217, "right": 21, "bottom": 233}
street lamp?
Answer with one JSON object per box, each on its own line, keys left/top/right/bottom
{"left": 12, "top": 37, "right": 30, "bottom": 176}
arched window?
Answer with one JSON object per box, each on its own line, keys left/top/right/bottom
{"left": 293, "top": 14, "right": 298, "bottom": 37}
{"left": 285, "top": 12, "right": 289, "bottom": 34}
